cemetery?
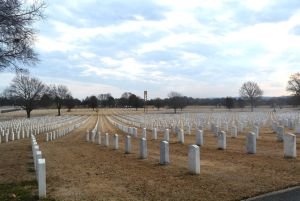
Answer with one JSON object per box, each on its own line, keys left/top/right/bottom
{"left": 1, "top": 0, "right": 300, "bottom": 200}
{"left": 0, "top": 107, "right": 299, "bottom": 201}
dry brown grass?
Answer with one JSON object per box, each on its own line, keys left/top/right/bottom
{"left": 0, "top": 108, "right": 299, "bottom": 201}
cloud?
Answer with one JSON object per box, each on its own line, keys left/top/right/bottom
{"left": 44, "top": 0, "right": 168, "bottom": 27}
{"left": 1, "top": 0, "right": 299, "bottom": 100}
{"left": 290, "top": 25, "right": 300, "bottom": 35}
{"left": 38, "top": 75, "right": 125, "bottom": 99}
{"left": 0, "top": 73, "right": 15, "bottom": 93}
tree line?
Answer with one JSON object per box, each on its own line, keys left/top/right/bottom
{"left": 1, "top": 72, "right": 300, "bottom": 118}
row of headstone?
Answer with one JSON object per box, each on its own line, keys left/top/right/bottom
{"left": 110, "top": 114, "right": 184, "bottom": 143}
{"left": 109, "top": 115, "right": 204, "bottom": 147}
{"left": 276, "top": 115, "right": 299, "bottom": 131}
{"left": 0, "top": 115, "right": 80, "bottom": 136}
{"left": 216, "top": 130, "right": 297, "bottom": 158}
{"left": 46, "top": 116, "right": 89, "bottom": 142}
{"left": 31, "top": 135, "right": 46, "bottom": 198}
{"left": 106, "top": 117, "right": 202, "bottom": 173}
{"left": 113, "top": 111, "right": 271, "bottom": 133}
{"left": 86, "top": 130, "right": 119, "bottom": 149}
{"left": 106, "top": 116, "right": 131, "bottom": 134}
{"left": 115, "top": 110, "right": 300, "bottom": 135}
{"left": 0, "top": 127, "right": 32, "bottom": 143}
{"left": 110, "top": 114, "right": 297, "bottom": 158}
{"left": 1, "top": 115, "right": 88, "bottom": 145}
{"left": 87, "top": 129, "right": 201, "bottom": 175}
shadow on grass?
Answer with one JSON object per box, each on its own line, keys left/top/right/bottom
{"left": 0, "top": 180, "right": 55, "bottom": 201}
{"left": 26, "top": 161, "right": 35, "bottom": 174}
{"left": 27, "top": 167, "right": 35, "bottom": 173}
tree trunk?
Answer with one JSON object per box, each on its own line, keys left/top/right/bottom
{"left": 56, "top": 102, "right": 61, "bottom": 116}
{"left": 174, "top": 108, "right": 177, "bottom": 113}
{"left": 26, "top": 109, "right": 31, "bottom": 118}
{"left": 251, "top": 98, "right": 254, "bottom": 112}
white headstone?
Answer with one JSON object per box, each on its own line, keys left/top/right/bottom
{"left": 218, "top": 131, "right": 226, "bottom": 150}
{"left": 140, "top": 138, "right": 147, "bottom": 159}
{"left": 238, "top": 122, "right": 244, "bottom": 132}
{"left": 142, "top": 128, "right": 147, "bottom": 138}
{"left": 246, "top": 132, "right": 256, "bottom": 154}
{"left": 187, "top": 125, "right": 191, "bottom": 135}
{"left": 91, "top": 131, "right": 96, "bottom": 143}
{"left": 214, "top": 126, "right": 219, "bottom": 137}
{"left": 224, "top": 123, "right": 229, "bottom": 132}
{"left": 35, "top": 151, "right": 42, "bottom": 173}
{"left": 133, "top": 128, "right": 138, "bottom": 138}
{"left": 125, "top": 135, "right": 131, "bottom": 154}
{"left": 188, "top": 145, "right": 200, "bottom": 174}
{"left": 113, "top": 134, "right": 119, "bottom": 150}
{"left": 97, "top": 132, "right": 101, "bottom": 145}
{"left": 5, "top": 134, "right": 9, "bottom": 143}
{"left": 164, "top": 129, "right": 169, "bottom": 141}
{"left": 152, "top": 128, "right": 157, "bottom": 140}
{"left": 196, "top": 130, "right": 203, "bottom": 146}
{"left": 179, "top": 129, "right": 184, "bottom": 144}
{"left": 284, "top": 133, "right": 297, "bottom": 158}
{"left": 104, "top": 133, "right": 109, "bottom": 147}
{"left": 33, "top": 145, "right": 39, "bottom": 170}
{"left": 38, "top": 158, "right": 46, "bottom": 198}
{"left": 231, "top": 126, "right": 237, "bottom": 138}
{"left": 277, "top": 126, "right": 284, "bottom": 142}
{"left": 160, "top": 141, "right": 169, "bottom": 165}
{"left": 254, "top": 126, "right": 260, "bottom": 138}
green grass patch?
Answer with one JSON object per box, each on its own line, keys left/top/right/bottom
{"left": 0, "top": 180, "right": 55, "bottom": 201}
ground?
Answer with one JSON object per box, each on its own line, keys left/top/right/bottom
{"left": 0, "top": 108, "right": 299, "bottom": 201}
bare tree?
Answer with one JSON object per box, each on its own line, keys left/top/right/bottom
{"left": 287, "top": 72, "right": 300, "bottom": 95}
{"left": 88, "top": 95, "right": 98, "bottom": 110}
{"left": 117, "top": 92, "right": 132, "bottom": 107}
{"left": 239, "top": 81, "right": 263, "bottom": 112}
{"left": 50, "top": 85, "right": 71, "bottom": 116}
{"left": 128, "top": 94, "right": 142, "bottom": 110}
{"left": 98, "top": 93, "right": 113, "bottom": 107}
{"left": 0, "top": 0, "right": 46, "bottom": 71}
{"left": 287, "top": 72, "right": 300, "bottom": 106}
{"left": 224, "top": 97, "right": 234, "bottom": 110}
{"left": 168, "top": 91, "right": 182, "bottom": 113}
{"left": 153, "top": 97, "right": 163, "bottom": 110}
{"left": 179, "top": 96, "right": 188, "bottom": 111}
{"left": 237, "top": 98, "right": 245, "bottom": 109}
{"left": 64, "top": 94, "right": 75, "bottom": 112}
{"left": 6, "top": 73, "right": 45, "bottom": 118}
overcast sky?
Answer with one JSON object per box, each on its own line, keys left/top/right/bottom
{"left": 1, "top": 0, "right": 300, "bottom": 99}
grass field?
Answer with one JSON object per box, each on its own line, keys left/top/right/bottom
{"left": 0, "top": 108, "right": 299, "bottom": 200}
